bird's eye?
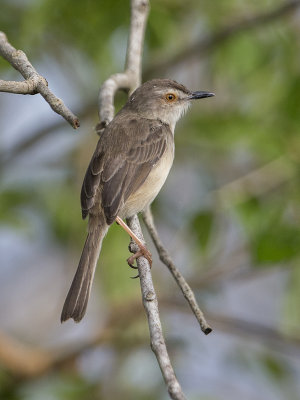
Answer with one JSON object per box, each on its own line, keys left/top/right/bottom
{"left": 165, "top": 93, "right": 176, "bottom": 102}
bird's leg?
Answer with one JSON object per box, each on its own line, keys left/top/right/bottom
{"left": 115, "top": 216, "right": 152, "bottom": 269}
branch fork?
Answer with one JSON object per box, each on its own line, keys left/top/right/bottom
{"left": 98, "top": 1, "right": 211, "bottom": 399}
{"left": 0, "top": 31, "right": 79, "bottom": 128}
{"left": 0, "top": 1, "right": 210, "bottom": 398}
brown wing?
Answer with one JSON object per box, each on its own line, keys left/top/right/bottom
{"left": 81, "top": 117, "right": 170, "bottom": 224}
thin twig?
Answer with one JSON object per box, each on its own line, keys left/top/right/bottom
{"left": 3, "top": 1, "right": 298, "bottom": 161}
{"left": 0, "top": 31, "right": 80, "bottom": 129}
{"left": 145, "top": 0, "right": 300, "bottom": 77}
{"left": 142, "top": 206, "right": 212, "bottom": 335}
{"left": 98, "top": 1, "right": 186, "bottom": 399}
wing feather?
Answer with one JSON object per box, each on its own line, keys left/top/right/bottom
{"left": 80, "top": 116, "right": 171, "bottom": 224}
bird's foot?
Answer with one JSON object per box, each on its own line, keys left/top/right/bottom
{"left": 127, "top": 246, "right": 152, "bottom": 279}
{"left": 115, "top": 216, "right": 152, "bottom": 277}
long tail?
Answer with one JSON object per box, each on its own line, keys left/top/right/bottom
{"left": 61, "top": 218, "right": 108, "bottom": 323}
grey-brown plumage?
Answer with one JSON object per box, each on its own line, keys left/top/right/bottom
{"left": 61, "top": 79, "right": 214, "bottom": 323}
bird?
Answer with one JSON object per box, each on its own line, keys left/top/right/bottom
{"left": 61, "top": 78, "right": 214, "bottom": 323}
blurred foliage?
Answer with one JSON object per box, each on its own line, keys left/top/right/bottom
{"left": 259, "top": 353, "right": 290, "bottom": 381}
{"left": 0, "top": 370, "right": 19, "bottom": 400}
{"left": 237, "top": 195, "right": 300, "bottom": 264}
{"left": 40, "top": 182, "right": 86, "bottom": 246}
{"left": 1, "top": 0, "right": 300, "bottom": 399}
{"left": 283, "top": 261, "right": 300, "bottom": 334}
{"left": 191, "top": 211, "right": 214, "bottom": 252}
{"left": 99, "top": 222, "right": 141, "bottom": 303}
{"left": 19, "top": 373, "right": 99, "bottom": 400}
{"left": 0, "top": 189, "right": 36, "bottom": 228}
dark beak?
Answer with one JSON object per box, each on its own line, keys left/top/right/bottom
{"left": 188, "top": 91, "right": 215, "bottom": 100}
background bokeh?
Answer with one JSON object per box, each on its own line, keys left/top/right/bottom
{"left": 1, "top": 1, "right": 300, "bottom": 399}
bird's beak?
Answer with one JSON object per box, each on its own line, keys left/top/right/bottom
{"left": 188, "top": 91, "right": 215, "bottom": 100}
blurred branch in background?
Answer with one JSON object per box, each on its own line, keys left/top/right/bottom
{"left": 0, "top": 330, "right": 52, "bottom": 378}
{"left": 1, "top": 0, "right": 300, "bottom": 398}
{"left": 2, "top": 0, "right": 299, "bottom": 168}
{"left": 206, "top": 312, "right": 300, "bottom": 356}
{"left": 0, "top": 31, "right": 79, "bottom": 128}
{"left": 0, "top": 100, "right": 95, "bottom": 170}
{"left": 146, "top": 0, "right": 300, "bottom": 77}
{"left": 1, "top": 297, "right": 299, "bottom": 380}
{"left": 215, "top": 156, "right": 295, "bottom": 209}
{"left": 0, "top": 300, "right": 142, "bottom": 379}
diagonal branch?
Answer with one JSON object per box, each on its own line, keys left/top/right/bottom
{"left": 5, "top": 1, "right": 298, "bottom": 162}
{"left": 0, "top": 31, "right": 80, "bottom": 129}
{"left": 98, "top": 1, "right": 186, "bottom": 399}
{"left": 145, "top": 0, "right": 300, "bottom": 77}
{"left": 142, "top": 206, "right": 212, "bottom": 335}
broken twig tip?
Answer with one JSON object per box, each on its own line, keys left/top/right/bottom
{"left": 203, "top": 326, "right": 213, "bottom": 335}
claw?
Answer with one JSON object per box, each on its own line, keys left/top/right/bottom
{"left": 127, "top": 255, "right": 139, "bottom": 269}
{"left": 128, "top": 248, "right": 152, "bottom": 267}
{"left": 126, "top": 247, "right": 152, "bottom": 279}
{"left": 127, "top": 254, "right": 140, "bottom": 278}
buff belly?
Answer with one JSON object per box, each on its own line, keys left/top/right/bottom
{"left": 120, "top": 144, "right": 174, "bottom": 218}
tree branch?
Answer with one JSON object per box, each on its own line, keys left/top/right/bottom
{"left": 98, "top": 0, "right": 149, "bottom": 129}
{"left": 145, "top": 0, "right": 300, "bottom": 77}
{"left": 98, "top": 1, "right": 186, "bottom": 399}
{"left": 142, "top": 206, "right": 212, "bottom": 335}
{"left": 2, "top": 1, "right": 297, "bottom": 158}
{"left": 0, "top": 31, "right": 80, "bottom": 129}
{"left": 127, "top": 216, "right": 186, "bottom": 399}
{"left": 4, "top": 1, "right": 298, "bottom": 163}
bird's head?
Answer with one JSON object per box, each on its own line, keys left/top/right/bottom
{"left": 127, "top": 79, "right": 215, "bottom": 131}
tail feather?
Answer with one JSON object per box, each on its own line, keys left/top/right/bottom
{"left": 61, "top": 221, "right": 107, "bottom": 323}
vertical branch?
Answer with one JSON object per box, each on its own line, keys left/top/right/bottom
{"left": 98, "top": 0, "right": 148, "bottom": 128}
{"left": 125, "top": 0, "right": 148, "bottom": 87}
{"left": 127, "top": 216, "right": 186, "bottom": 400}
{"left": 98, "top": 1, "right": 187, "bottom": 399}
